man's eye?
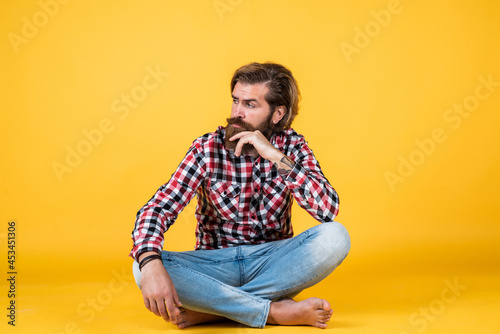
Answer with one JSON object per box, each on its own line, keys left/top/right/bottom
{"left": 232, "top": 98, "right": 238, "bottom": 104}
{"left": 247, "top": 103, "right": 255, "bottom": 109}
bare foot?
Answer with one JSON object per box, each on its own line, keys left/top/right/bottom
{"left": 267, "top": 297, "right": 333, "bottom": 329}
{"left": 175, "top": 308, "right": 225, "bottom": 329}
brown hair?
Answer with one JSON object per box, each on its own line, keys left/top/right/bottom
{"left": 230, "top": 62, "right": 300, "bottom": 132}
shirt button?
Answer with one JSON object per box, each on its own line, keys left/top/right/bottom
{"left": 254, "top": 185, "right": 260, "bottom": 192}
{"left": 251, "top": 213, "right": 257, "bottom": 220}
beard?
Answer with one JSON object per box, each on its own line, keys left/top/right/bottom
{"left": 224, "top": 113, "right": 274, "bottom": 156}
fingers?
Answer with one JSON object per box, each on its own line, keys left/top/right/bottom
{"left": 143, "top": 297, "right": 150, "bottom": 311}
{"left": 228, "top": 130, "right": 253, "bottom": 141}
{"left": 143, "top": 296, "right": 182, "bottom": 323}
{"left": 172, "top": 289, "right": 183, "bottom": 308}
{"left": 231, "top": 131, "right": 261, "bottom": 157}
{"left": 234, "top": 139, "right": 245, "bottom": 157}
{"left": 166, "top": 285, "right": 182, "bottom": 324}
{"left": 145, "top": 297, "right": 163, "bottom": 319}
{"left": 229, "top": 131, "right": 251, "bottom": 157}
{"left": 144, "top": 296, "right": 161, "bottom": 317}
{"left": 143, "top": 296, "right": 157, "bottom": 316}
{"left": 157, "top": 299, "right": 172, "bottom": 322}
{"left": 164, "top": 299, "right": 181, "bottom": 325}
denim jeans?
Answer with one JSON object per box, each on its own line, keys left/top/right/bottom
{"left": 133, "top": 221, "right": 350, "bottom": 328}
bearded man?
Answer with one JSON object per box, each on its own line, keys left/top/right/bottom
{"left": 130, "top": 62, "right": 350, "bottom": 329}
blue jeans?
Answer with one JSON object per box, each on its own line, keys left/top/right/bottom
{"left": 133, "top": 221, "right": 350, "bottom": 328}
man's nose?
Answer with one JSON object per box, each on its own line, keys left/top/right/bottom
{"left": 233, "top": 103, "right": 245, "bottom": 118}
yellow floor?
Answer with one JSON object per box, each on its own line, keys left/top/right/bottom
{"left": 4, "top": 263, "right": 500, "bottom": 334}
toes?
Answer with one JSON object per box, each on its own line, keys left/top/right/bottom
{"left": 316, "top": 321, "right": 328, "bottom": 329}
{"left": 321, "top": 299, "right": 332, "bottom": 312}
{"left": 172, "top": 313, "right": 184, "bottom": 327}
{"left": 318, "top": 316, "right": 331, "bottom": 324}
{"left": 176, "top": 315, "right": 190, "bottom": 330}
{"left": 316, "top": 309, "right": 332, "bottom": 320}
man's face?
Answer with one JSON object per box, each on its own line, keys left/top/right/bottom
{"left": 230, "top": 81, "right": 272, "bottom": 130}
{"left": 225, "top": 82, "right": 274, "bottom": 154}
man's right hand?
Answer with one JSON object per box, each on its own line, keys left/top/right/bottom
{"left": 138, "top": 252, "right": 183, "bottom": 325}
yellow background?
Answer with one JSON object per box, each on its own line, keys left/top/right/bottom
{"left": 1, "top": 0, "right": 499, "bottom": 333}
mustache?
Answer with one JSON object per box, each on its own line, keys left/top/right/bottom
{"left": 226, "top": 118, "right": 254, "bottom": 131}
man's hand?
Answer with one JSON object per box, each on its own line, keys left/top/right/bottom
{"left": 230, "top": 130, "right": 296, "bottom": 174}
{"left": 139, "top": 253, "right": 182, "bottom": 325}
{"left": 230, "top": 130, "right": 283, "bottom": 162}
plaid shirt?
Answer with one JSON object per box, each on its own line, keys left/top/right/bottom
{"left": 130, "top": 126, "right": 339, "bottom": 260}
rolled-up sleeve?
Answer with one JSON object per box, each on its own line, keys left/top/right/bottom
{"left": 283, "top": 139, "right": 339, "bottom": 223}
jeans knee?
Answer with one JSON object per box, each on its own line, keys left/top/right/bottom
{"left": 314, "top": 221, "right": 350, "bottom": 259}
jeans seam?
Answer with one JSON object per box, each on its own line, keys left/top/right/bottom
{"left": 238, "top": 247, "right": 245, "bottom": 286}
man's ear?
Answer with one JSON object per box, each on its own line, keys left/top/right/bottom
{"left": 272, "top": 106, "right": 286, "bottom": 124}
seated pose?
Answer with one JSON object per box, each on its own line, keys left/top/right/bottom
{"left": 130, "top": 62, "right": 350, "bottom": 329}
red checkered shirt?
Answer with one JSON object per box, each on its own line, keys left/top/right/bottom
{"left": 130, "top": 126, "right": 339, "bottom": 260}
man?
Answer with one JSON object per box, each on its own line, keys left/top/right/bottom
{"left": 130, "top": 62, "right": 350, "bottom": 329}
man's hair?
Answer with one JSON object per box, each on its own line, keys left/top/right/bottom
{"left": 230, "top": 62, "right": 300, "bottom": 132}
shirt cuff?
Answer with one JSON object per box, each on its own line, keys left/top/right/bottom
{"left": 282, "top": 162, "right": 308, "bottom": 190}
{"left": 129, "top": 243, "right": 162, "bottom": 262}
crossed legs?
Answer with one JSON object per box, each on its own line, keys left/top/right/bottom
{"left": 133, "top": 221, "right": 350, "bottom": 329}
